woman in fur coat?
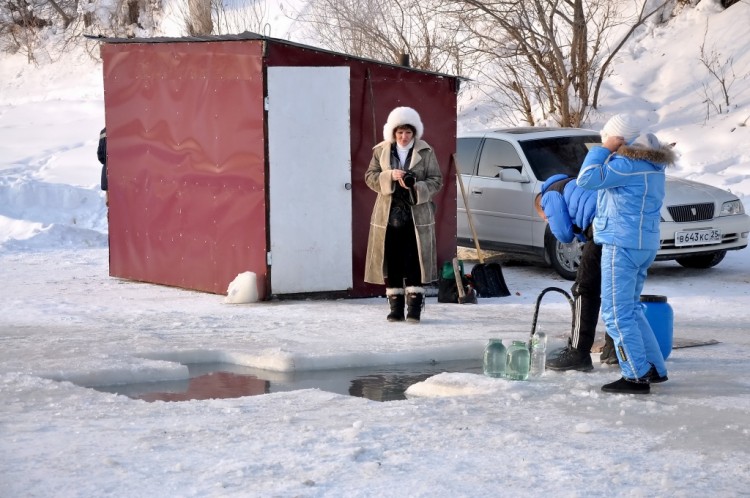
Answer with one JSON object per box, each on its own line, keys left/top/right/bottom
{"left": 364, "top": 107, "right": 443, "bottom": 323}
{"left": 577, "top": 114, "right": 676, "bottom": 394}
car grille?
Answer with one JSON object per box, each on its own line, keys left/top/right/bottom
{"left": 667, "top": 203, "right": 714, "bottom": 222}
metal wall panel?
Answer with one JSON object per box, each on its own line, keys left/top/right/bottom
{"left": 102, "top": 41, "right": 268, "bottom": 296}
{"left": 266, "top": 44, "right": 459, "bottom": 297}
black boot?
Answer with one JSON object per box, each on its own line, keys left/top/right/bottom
{"left": 386, "top": 288, "right": 405, "bottom": 322}
{"left": 546, "top": 340, "right": 593, "bottom": 371}
{"left": 601, "top": 377, "right": 650, "bottom": 394}
{"left": 645, "top": 364, "right": 668, "bottom": 384}
{"left": 405, "top": 286, "right": 425, "bottom": 323}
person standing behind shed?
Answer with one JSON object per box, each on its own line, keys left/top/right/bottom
{"left": 98, "top": 127, "right": 108, "bottom": 206}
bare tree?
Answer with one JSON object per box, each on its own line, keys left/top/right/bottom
{"left": 298, "top": 0, "right": 470, "bottom": 75}
{"left": 1, "top": 0, "right": 161, "bottom": 61}
{"left": 212, "top": 0, "right": 269, "bottom": 35}
{"left": 295, "top": 0, "right": 672, "bottom": 127}
{"left": 164, "top": 0, "right": 278, "bottom": 38}
{"left": 1, "top": 0, "right": 85, "bottom": 61}
{"left": 699, "top": 23, "right": 738, "bottom": 119}
{"left": 448, "top": 0, "right": 671, "bottom": 127}
{"left": 1, "top": 0, "right": 49, "bottom": 61}
{"left": 187, "top": 0, "right": 213, "bottom": 35}
{"left": 48, "top": 0, "right": 74, "bottom": 27}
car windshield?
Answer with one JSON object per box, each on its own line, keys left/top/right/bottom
{"left": 518, "top": 135, "right": 601, "bottom": 181}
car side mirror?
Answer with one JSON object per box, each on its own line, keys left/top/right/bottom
{"left": 499, "top": 168, "right": 529, "bottom": 183}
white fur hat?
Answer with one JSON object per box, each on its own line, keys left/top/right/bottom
{"left": 383, "top": 106, "right": 424, "bottom": 143}
{"left": 601, "top": 114, "right": 643, "bottom": 144}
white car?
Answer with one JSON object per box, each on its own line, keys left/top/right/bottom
{"left": 456, "top": 127, "right": 750, "bottom": 280}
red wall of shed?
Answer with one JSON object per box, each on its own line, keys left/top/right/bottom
{"left": 102, "top": 41, "right": 268, "bottom": 296}
{"left": 265, "top": 44, "right": 458, "bottom": 297}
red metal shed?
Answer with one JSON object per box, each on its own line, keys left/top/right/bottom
{"left": 99, "top": 33, "right": 459, "bottom": 299}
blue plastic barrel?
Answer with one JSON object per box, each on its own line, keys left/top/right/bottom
{"left": 640, "top": 295, "right": 673, "bottom": 359}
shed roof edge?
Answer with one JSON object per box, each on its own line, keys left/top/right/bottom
{"left": 84, "top": 31, "right": 468, "bottom": 81}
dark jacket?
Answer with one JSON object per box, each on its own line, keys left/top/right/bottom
{"left": 98, "top": 128, "right": 107, "bottom": 191}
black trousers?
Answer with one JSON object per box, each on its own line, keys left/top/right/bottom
{"left": 384, "top": 222, "right": 422, "bottom": 288}
{"left": 570, "top": 239, "right": 602, "bottom": 353}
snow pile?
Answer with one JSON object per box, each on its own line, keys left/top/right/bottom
{"left": 225, "top": 271, "right": 259, "bottom": 304}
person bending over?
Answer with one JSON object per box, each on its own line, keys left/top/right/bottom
{"left": 535, "top": 174, "right": 616, "bottom": 371}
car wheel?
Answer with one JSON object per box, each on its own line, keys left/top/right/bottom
{"left": 675, "top": 250, "right": 727, "bottom": 269}
{"left": 544, "top": 226, "right": 581, "bottom": 280}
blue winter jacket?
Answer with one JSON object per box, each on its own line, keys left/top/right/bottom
{"left": 576, "top": 137, "right": 675, "bottom": 250}
{"left": 540, "top": 174, "right": 597, "bottom": 243}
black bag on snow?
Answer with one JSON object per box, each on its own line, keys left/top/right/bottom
{"left": 438, "top": 260, "right": 476, "bottom": 303}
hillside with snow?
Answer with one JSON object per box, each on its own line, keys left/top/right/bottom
{"left": 1, "top": 1, "right": 748, "bottom": 254}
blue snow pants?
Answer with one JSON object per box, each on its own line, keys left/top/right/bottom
{"left": 601, "top": 244, "right": 667, "bottom": 380}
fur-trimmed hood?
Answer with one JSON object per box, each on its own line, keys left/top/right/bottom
{"left": 383, "top": 107, "right": 424, "bottom": 143}
{"left": 616, "top": 133, "right": 676, "bottom": 166}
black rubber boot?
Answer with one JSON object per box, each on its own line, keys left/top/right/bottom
{"left": 405, "top": 286, "right": 425, "bottom": 323}
{"left": 645, "top": 364, "right": 669, "bottom": 384}
{"left": 601, "top": 377, "right": 650, "bottom": 394}
{"left": 386, "top": 288, "right": 405, "bottom": 322}
{"left": 546, "top": 340, "right": 594, "bottom": 371}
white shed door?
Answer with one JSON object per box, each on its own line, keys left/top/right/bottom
{"left": 267, "top": 66, "right": 352, "bottom": 294}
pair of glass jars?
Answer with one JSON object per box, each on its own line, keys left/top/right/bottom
{"left": 482, "top": 338, "right": 530, "bottom": 380}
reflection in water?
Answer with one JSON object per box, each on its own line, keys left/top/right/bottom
{"left": 349, "top": 373, "right": 435, "bottom": 402}
{"left": 137, "top": 371, "right": 269, "bottom": 402}
{"left": 94, "top": 360, "right": 481, "bottom": 403}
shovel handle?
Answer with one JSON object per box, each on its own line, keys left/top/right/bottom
{"left": 453, "top": 154, "right": 485, "bottom": 264}
{"left": 452, "top": 257, "right": 466, "bottom": 301}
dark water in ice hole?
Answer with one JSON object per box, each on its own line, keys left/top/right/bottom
{"left": 93, "top": 360, "right": 483, "bottom": 402}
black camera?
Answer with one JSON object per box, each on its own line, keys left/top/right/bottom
{"left": 403, "top": 171, "right": 416, "bottom": 188}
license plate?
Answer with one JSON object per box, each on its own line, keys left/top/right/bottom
{"left": 674, "top": 229, "right": 722, "bottom": 247}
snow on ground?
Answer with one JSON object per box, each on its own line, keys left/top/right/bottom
{"left": 1, "top": 247, "right": 749, "bottom": 497}
{"left": 1, "top": 1, "right": 749, "bottom": 497}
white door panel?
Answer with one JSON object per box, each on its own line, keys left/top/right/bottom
{"left": 267, "top": 67, "right": 352, "bottom": 294}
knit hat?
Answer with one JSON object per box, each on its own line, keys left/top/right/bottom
{"left": 601, "top": 114, "right": 643, "bottom": 144}
{"left": 383, "top": 106, "right": 424, "bottom": 143}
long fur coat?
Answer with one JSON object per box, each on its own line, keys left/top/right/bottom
{"left": 363, "top": 139, "right": 443, "bottom": 285}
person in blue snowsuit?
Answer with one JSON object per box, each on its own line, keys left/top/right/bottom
{"left": 535, "top": 173, "right": 616, "bottom": 371}
{"left": 577, "top": 114, "right": 675, "bottom": 394}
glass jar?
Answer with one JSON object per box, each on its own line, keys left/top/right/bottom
{"left": 483, "top": 339, "right": 507, "bottom": 378}
{"left": 505, "top": 340, "right": 530, "bottom": 380}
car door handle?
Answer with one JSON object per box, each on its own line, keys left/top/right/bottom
{"left": 471, "top": 188, "right": 483, "bottom": 195}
